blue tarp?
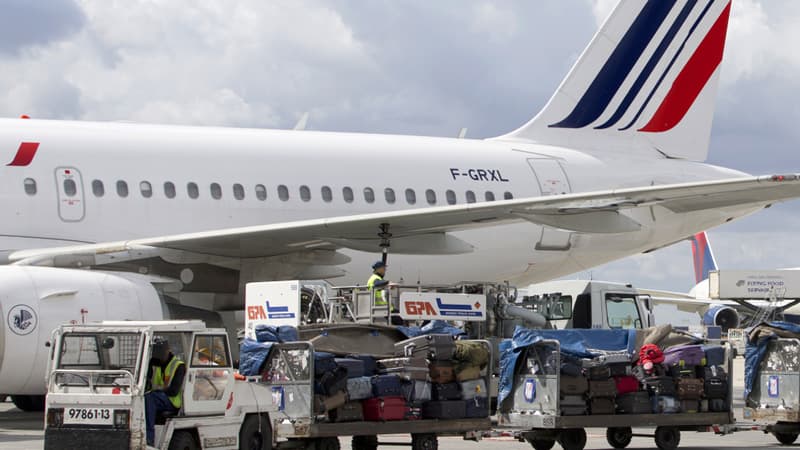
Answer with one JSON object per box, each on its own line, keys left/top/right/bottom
{"left": 396, "top": 320, "right": 466, "bottom": 338}
{"left": 254, "top": 324, "right": 298, "bottom": 343}
{"left": 497, "top": 326, "right": 637, "bottom": 405}
{"left": 238, "top": 338, "right": 276, "bottom": 376}
{"left": 744, "top": 321, "right": 800, "bottom": 400}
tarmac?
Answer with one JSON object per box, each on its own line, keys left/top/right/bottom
{"left": 0, "top": 357, "right": 793, "bottom": 449}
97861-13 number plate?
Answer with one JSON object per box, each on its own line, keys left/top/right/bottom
{"left": 63, "top": 407, "right": 113, "bottom": 425}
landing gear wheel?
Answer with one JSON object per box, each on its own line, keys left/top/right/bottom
{"left": 411, "top": 433, "right": 438, "bottom": 450}
{"left": 169, "top": 431, "right": 199, "bottom": 450}
{"left": 352, "top": 435, "right": 378, "bottom": 450}
{"left": 315, "top": 437, "right": 340, "bottom": 450}
{"left": 774, "top": 432, "right": 799, "bottom": 445}
{"left": 654, "top": 426, "right": 680, "bottom": 450}
{"left": 606, "top": 427, "right": 633, "bottom": 449}
{"left": 11, "top": 395, "right": 45, "bottom": 412}
{"left": 239, "top": 414, "right": 272, "bottom": 450}
{"left": 526, "top": 438, "right": 555, "bottom": 450}
{"left": 557, "top": 428, "right": 587, "bottom": 450}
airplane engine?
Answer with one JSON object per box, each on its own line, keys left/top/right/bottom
{"left": 703, "top": 304, "right": 740, "bottom": 332}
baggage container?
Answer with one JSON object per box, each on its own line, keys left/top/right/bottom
{"left": 460, "top": 379, "right": 487, "bottom": 400}
{"left": 429, "top": 361, "right": 455, "bottom": 384}
{"left": 346, "top": 376, "right": 373, "bottom": 401}
{"left": 431, "top": 382, "right": 462, "bottom": 401}
{"left": 394, "top": 334, "right": 455, "bottom": 361}
{"left": 372, "top": 374, "right": 404, "bottom": 397}
{"left": 663, "top": 344, "right": 705, "bottom": 367}
{"left": 329, "top": 401, "right": 364, "bottom": 422}
{"left": 363, "top": 396, "right": 407, "bottom": 421}
{"left": 616, "top": 391, "right": 651, "bottom": 414}
{"left": 423, "top": 400, "right": 466, "bottom": 419}
{"left": 335, "top": 357, "right": 366, "bottom": 378}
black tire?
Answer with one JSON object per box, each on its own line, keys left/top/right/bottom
{"left": 654, "top": 426, "right": 681, "bottom": 450}
{"left": 169, "top": 431, "right": 198, "bottom": 450}
{"left": 240, "top": 414, "right": 272, "bottom": 450}
{"left": 411, "top": 433, "right": 438, "bottom": 450}
{"left": 606, "top": 427, "right": 633, "bottom": 449}
{"left": 352, "top": 435, "right": 378, "bottom": 450}
{"left": 315, "top": 437, "right": 340, "bottom": 450}
{"left": 557, "top": 429, "right": 587, "bottom": 450}
{"left": 527, "top": 438, "right": 555, "bottom": 450}
{"left": 775, "top": 432, "right": 799, "bottom": 445}
{"left": 11, "top": 395, "right": 45, "bottom": 412}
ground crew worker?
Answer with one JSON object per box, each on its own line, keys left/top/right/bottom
{"left": 367, "top": 261, "right": 390, "bottom": 306}
{"left": 145, "top": 337, "right": 186, "bottom": 447}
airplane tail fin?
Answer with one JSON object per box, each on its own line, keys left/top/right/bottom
{"left": 496, "top": 0, "right": 732, "bottom": 161}
{"left": 689, "top": 231, "right": 718, "bottom": 284}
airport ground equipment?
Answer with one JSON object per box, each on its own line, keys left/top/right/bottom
{"left": 497, "top": 330, "right": 735, "bottom": 450}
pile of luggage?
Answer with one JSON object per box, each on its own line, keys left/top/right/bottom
{"left": 558, "top": 343, "right": 728, "bottom": 416}
{"left": 313, "top": 334, "right": 491, "bottom": 422}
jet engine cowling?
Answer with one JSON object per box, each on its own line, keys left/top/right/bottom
{"left": 702, "top": 304, "right": 740, "bottom": 332}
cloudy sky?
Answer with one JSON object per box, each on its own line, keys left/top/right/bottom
{"left": 1, "top": 0, "right": 798, "bottom": 292}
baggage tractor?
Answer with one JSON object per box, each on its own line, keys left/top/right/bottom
{"left": 614, "top": 375, "right": 639, "bottom": 395}
{"left": 371, "top": 374, "right": 404, "bottom": 397}
{"left": 454, "top": 340, "right": 490, "bottom": 366}
{"left": 454, "top": 363, "right": 482, "bottom": 382}
{"left": 465, "top": 397, "right": 489, "bottom": 418}
{"left": 680, "top": 399, "right": 699, "bottom": 413}
{"left": 676, "top": 377, "right": 704, "bottom": 399}
{"left": 316, "top": 366, "right": 348, "bottom": 395}
{"left": 560, "top": 375, "right": 589, "bottom": 395}
{"left": 335, "top": 358, "right": 366, "bottom": 378}
{"left": 423, "top": 400, "right": 467, "bottom": 419}
{"left": 460, "top": 379, "right": 487, "bottom": 400}
{"left": 652, "top": 395, "right": 680, "bottom": 414}
{"left": 363, "top": 396, "right": 407, "bottom": 421}
{"left": 431, "top": 382, "right": 462, "bottom": 401}
{"left": 394, "top": 334, "right": 455, "bottom": 361}
{"left": 346, "top": 376, "right": 373, "bottom": 401}
{"left": 402, "top": 380, "right": 432, "bottom": 403}
{"left": 616, "top": 392, "right": 651, "bottom": 414}
{"left": 329, "top": 401, "right": 364, "bottom": 422}
{"left": 429, "top": 361, "right": 455, "bottom": 384}
{"left": 588, "top": 379, "right": 617, "bottom": 398}
{"left": 560, "top": 395, "right": 588, "bottom": 416}
{"left": 590, "top": 397, "right": 616, "bottom": 415}
{"left": 315, "top": 390, "right": 348, "bottom": 413}
{"left": 702, "top": 344, "right": 725, "bottom": 367}
{"left": 663, "top": 344, "right": 705, "bottom": 367}
{"left": 643, "top": 376, "right": 676, "bottom": 396}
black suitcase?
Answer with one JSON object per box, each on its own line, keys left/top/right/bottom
{"left": 704, "top": 377, "right": 728, "bottom": 399}
{"left": 465, "top": 397, "right": 489, "bottom": 418}
{"left": 589, "top": 379, "right": 617, "bottom": 398}
{"left": 431, "top": 382, "right": 462, "bottom": 401}
{"left": 423, "top": 400, "right": 466, "bottom": 419}
{"left": 560, "top": 395, "right": 588, "bottom": 416}
{"left": 701, "top": 365, "right": 728, "bottom": 380}
{"left": 590, "top": 397, "right": 615, "bottom": 415}
{"left": 394, "top": 334, "right": 455, "bottom": 361}
{"left": 616, "top": 392, "right": 651, "bottom": 414}
{"left": 371, "top": 374, "right": 404, "bottom": 397}
{"left": 335, "top": 358, "right": 366, "bottom": 378}
{"left": 643, "top": 376, "right": 676, "bottom": 396}
{"left": 709, "top": 398, "right": 727, "bottom": 412}
{"left": 329, "top": 401, "right": 364, "bottom": 422}
{"left": 346, "top": 354, "right": 378, "bottom": 376}
{"left": 316, "top": 366, "right": 348, "bottom": 395}
{"left": 669, "top": 365, "right": 698, "bottom": 379}
{"left": 680, "top": 399, "right": 699, "bottom": 413}
{"left": 560, "top": 375, "right": 589, "bottom": 395}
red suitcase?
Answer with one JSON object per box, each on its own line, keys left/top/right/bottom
{"left": 363, "top": 396, "right": 407, "bottom": 421}
{"left": 614, "top": 375, "right": 639, "bottom": 395}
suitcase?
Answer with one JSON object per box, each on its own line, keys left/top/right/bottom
{"left": 431, "top": 382, "right": 462, "bottom": 401}
{"left": 329, "top": 401, "right": 364, "bottom": 422}
{"left": 704, "top": 377, "right": 728, "bottom": 399}
{"left": 616, "top": 392, "right": 651, "bottom": 414}
{"left": 680, "top": 399, "right": 699, "bottom": 413}
{"left": 676, "top": 378, "right": 704, "bottom": 399}
{"left": 584, "top": 353, "right": 630, "bottom": 378}
{"left": 454, "top": 363, "right": 482, "bottom": 382}
{"left": 643, "top": 376, "right": 676, "bottom": 396}
{"left": 559, "top": 354, "right": 584, "bottom": 377}
{"left": 702, "top": 365, "right": 727, "bottom": 380}
{"left": 560, "top": 375, "right": 589, "bottom": 395}
{"left": 378, "top": 357, "right": 429, "bottom": 381}
{"left": 429, "top": 361, "right": 455, "bottom": 384}
{"left": 709, "top": 398, "right": 727, "bottom": 412}
{"left": 460, "top": 379, "right": 488, "bottom": 400}
{"left": 363, "top": 396, "right": 407, "bottom": 421}
{"left": 560, "top": 395, "right": 588, "bottom": 416}
{"left": 314, "top": 390, "right": 348, "bottom": 413}
{"left": 651, "top": 395, "right": 680, "bottom": 414}
{"left": 668, "top": 365, "right": 698, "bottom": 379}
{"left": 347, "top": 376, "right": 374, "bottom": 401}
{"left": 589, "top": 379, "right": 617, "bottom": 398}
{"left": 316, "top": 366, "right": 348, "bottom": 395}
{"left": 394, "top": 334, "right": 455, "bottom": 361}
{"left": 454, "top": 340, "right": 490, "bottom": 367}
{"left": 423, "top": 400, "right": 467, "bottom": 419}
{"left": 663, "top": 344, "right": 705, "bottom": 367}
{"left": 702, "top": 345, "right": 725, "bottom": 367}
{"left": 586, "top": 365, "right": 612, "bottom": 380}
{"left": 314, "top": 352, "right": 337, "bottom": 377}
{"left": 372, "top": 374, "right": 404, "bottom": 397}
{"left": 402, "top": 380, "right": 432, "bottom": 403}
{"left": 465, "top": 396, "right": 489, "bottom": 418}
{"left": 335, "top": 358, "right": 366, "bottom": 378}
{"left": 614, "top": 376, "right": 639, "bottom": 395}
{"left": 346, "top": 354, "right": 378, "bottom": 376}
{"left": 700, "top": 399, "right": 709, "bottom": 412}
{"left": 405, "top": 404, "right": 422, "bottom": 420}
{"left": 590, "top": 397, "right": 616, "bottom": 415}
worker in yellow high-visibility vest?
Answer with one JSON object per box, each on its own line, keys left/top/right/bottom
{"left": 367, "top": 261, "right": 390, "bottom": 306}
{"left": 145, "top": 337, "right": 185, "bottom": 446}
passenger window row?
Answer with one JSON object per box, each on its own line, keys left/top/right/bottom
{"left": 24, "top": 177, "right": 515, "bottom": 204}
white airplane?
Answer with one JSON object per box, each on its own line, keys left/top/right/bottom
{"left": 3, "top": 0, "right": 800, "bottom": 410}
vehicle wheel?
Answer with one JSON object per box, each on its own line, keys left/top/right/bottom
{"left": 352, "top": 435, "right": 378, "bottom": 450}
{"left": 526, "top": 438, "right": 555, "bottom": 450}
{"left": 556, "top": 428, "right": 587, "bottom": 450}
{"left": 774, "top": 432, "right": 799, "bottom": 445}
{"left": 240, "top": 414, "right": 272, "bottom": 450}
{"left": 411, "top": 433, "right": 438, "bottom": 450}
{"left": 11, "top": 395, "right": 45, "bottom": 412}
{"left": 606, "top": 427, "right": 633, "bottom": 449}
{"left": 169, "top": 431, "right": 199, "bottom": 450}
{"left": 654, "top": 426, "right": 680, "bottom": 450}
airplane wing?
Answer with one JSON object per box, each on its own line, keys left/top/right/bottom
{"left": 9, "top": 173, "right": 800, "bottom": 266}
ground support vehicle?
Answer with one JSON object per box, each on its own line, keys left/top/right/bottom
{"left": 496, "top": 336, "right": 735, "bottom": 450}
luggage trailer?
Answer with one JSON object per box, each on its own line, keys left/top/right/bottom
{"left": 497, "top": 339, "right": 736, "bottom": 450}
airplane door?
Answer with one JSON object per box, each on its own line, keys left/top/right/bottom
{"left": 182, "top": 333, "right": 234, "bottom": 415}
{"left": 527, "top": 158, "right": 572, "bottom": 250}
{"left": 54, "top": 167, "right": 85, "bottom": 222}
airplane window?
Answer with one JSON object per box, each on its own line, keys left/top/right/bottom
{"left": 164, "top": 182, "right": 176, "bottom": 199}
{"left": 117, "top": 180, "right": 129, "bottom": 198}
{"left": 446, "top": 190, "right": 456, "bottom": 205}
{"left": 91, "top": 180, "right": 104, "bottom": 197}
{"left": 210, "top": 183, "right": 222, "bottom": 200}
{"left": 384, "top": 188, "right": 396, "bottom": 204}
{"left": 466, "top": 190, "right": 476, "bottom": 203}
{"left": 363, "top": 187, "right": 375, "bottom": 204}
{"left": 233, "top": 183, "right": 245, "bottom": 200}
{"left": 255, "top": 184, "right": 267, "bottom": 201}
{"left": 504, "top": 191, "right": 513, "bottom": 200}
{"left": 426, "top": 189, "right": 436, "bottom": 205}
{"left": 405, "top": 189, "right": 416, "bottom": 205}
{"left": 343, "top": 187, "right": 354, "bottom": 203}
{"left": 300, "top": 185, "right": 311, "bottom": 202}
{"left": 187, "top": 182, "right": 199, "bottom": 199}
{"left": 140, "top": 181, "right": 152, "bottom": 198}
{"left": 64, "top": 179, "right": 77, "bottom": 197}
{"left": 321, "top": 186, "right": 332, "bottom": 202}
{"left": 485, "top": 191, "right": 495, "bottom": 202}
{"left": 24, "top": 178, "right": 37, "bottom": 196}
{"left": 278, "top": 185, "right": 289, "bottom": 201}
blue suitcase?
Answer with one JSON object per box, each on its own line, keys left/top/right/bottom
{"left": 335, "top": 358, "right": 366, "bottom": 378}
{"left": 372, "top": 374, "right": 403, "bottom": 397}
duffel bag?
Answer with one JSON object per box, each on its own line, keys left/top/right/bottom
{"left": 663, "top": 344, "right": 705, "bottom": 367}
{"left": 454, "top": 340, "right": 489, "bottom": 367}
{"left": 454, "top": 363, "right": 482, "bottom": 382}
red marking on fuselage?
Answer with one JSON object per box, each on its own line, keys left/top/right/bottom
{"left": 7, "top": 142, "right": 40, "bottom": 166}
